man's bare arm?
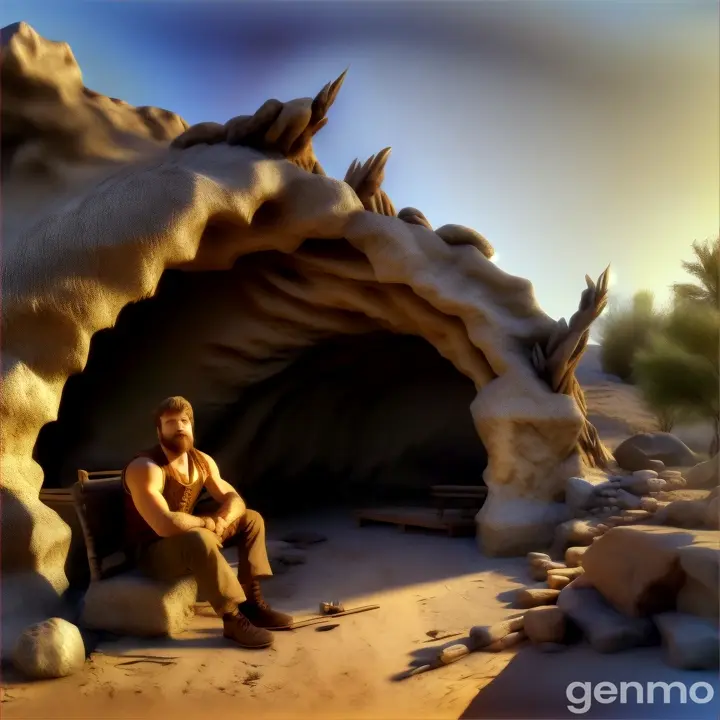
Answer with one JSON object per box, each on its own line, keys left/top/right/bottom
{"left": 202, "top": 453, "right": 246, "bottom": 528}
{"left": 126, "top": 459, "right": 209, "bottom": 537}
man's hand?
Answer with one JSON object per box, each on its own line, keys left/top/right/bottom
{"left": 201, "top": 516, "right": 216, "bottom": 532}
{"left": 213, "top": 516, "right": 229, "bottom": 538}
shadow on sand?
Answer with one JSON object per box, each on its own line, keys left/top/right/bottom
{"left": 458, "top": 644, "right": 720, "bottom": 720}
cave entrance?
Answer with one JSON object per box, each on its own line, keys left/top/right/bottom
{"left": 33, "top": 250, "right": 488, "bottom": 517}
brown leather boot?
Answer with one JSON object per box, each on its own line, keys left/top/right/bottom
{"left": 239, "top": 580, "right": 294, "bottom": 630}
{"left": 223, "top": 610, "right": 273, "bottom": 648}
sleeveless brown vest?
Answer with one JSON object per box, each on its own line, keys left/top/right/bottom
{"left": 123, "top": 444, "right": 211, "bottom": 551}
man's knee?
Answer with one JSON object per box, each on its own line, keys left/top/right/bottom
{"left": 181, "top": 527, "right": 222, "bottom": 556}
{"left": 243, "top": 509, "right": 264, "bottom": 528}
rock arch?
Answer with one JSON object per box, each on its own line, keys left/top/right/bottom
{"left": 0, "top": 22, "right": 612, "bottom": 653}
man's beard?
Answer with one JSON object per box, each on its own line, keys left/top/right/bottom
{"left": 160, "top": 432, "right": 194, "bottom": 454}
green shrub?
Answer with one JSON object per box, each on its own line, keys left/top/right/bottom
{"left": 599, "top": 290, "right": 664, "bottom": 383}
{"left": 634, "top": 301, "right": 720, "bottom": 453}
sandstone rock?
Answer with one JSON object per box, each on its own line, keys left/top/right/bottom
{"left": 581, "top": 526, "right": 693, "bottom": 617}
{"left": 684, "top": 454, "right": 719, "bottom": 489}
{"left": 661, "top": 499, "right": 713, "bottom": 529}
{"left": 557, "top": 583, "right": 657, "bottom": 653}
{"left": 524, "top": 606, "right": 566, "bottom": 644}
{"left": 654, "top": 612, "right": 720, "bottom": 669}
{"left": 13, "top": 618, "right": 86, "bottom": 679}
{"left": 565, "top": 546, "right": 588, "bottom": 567}
{"left": 614, "top": 433, "right": 696, "bottom": 472}
{"left": 81, "top": 573, "right": 198, "bottom": 636}
{"left": 547, "top": 574, "right": 571, "bottom": 590}
{"left": 676, "top": 540, "right": 720, "bottom": 621}
{"left": 515, "top": 588, "right": 560, "bottom": 608}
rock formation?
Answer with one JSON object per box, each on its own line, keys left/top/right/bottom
{"left": 1, "top": 22, "right": 612, "bottom": 653}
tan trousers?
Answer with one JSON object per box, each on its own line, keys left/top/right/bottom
{"left": 138, "top": 509, "right": 273, "bottom": 616}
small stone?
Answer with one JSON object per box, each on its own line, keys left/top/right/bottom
{"left": 470, "top": 616, "right": 524, "bottom": 648}
{"left": 633, "top": 470, "right": 658, "bottom": 480}
{"left": 515, "top": 588, "right": 560, "bottom": 609}
{"left": 564, "top": 546, "right": 588, "bottom": 567}
{"left": 547, "top": 574, "right": 571, "bottom": 590}
{"left": 654, "top": 612, "right": 720, "bottom": 669}
{"left": 527, "top": 552, "right": 551, "bottom": 563}
{"left": 13, "top": 618, "right": 86, "bottom": 679}
{"left": 547, "top": 566, "right": 585, "bottom": 579}
{"left": 557, "top": 584, "right": 657, "bottom": 653}
{"left": 595, "top": 488, "right": 618, "bottom": 498}
{"left": 524, "top": 606, "right": 566, "bottom": 644}
{"left": 551, "top": 519, "right": 603, "bottom": 554}
{"left": 482, "top": 631, "right": 526, "bottom": 652}
{"left": 530, "top": 560, "right": 566, "bottom": 581}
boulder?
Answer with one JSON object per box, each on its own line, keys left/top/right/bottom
{"left": 523, "top": 606, "right": 566, "bottom": 644}
{"left": 614, "top": 433, "right": 697, "bottom": 472}
{"left": 81, "top": 572, "right": 198, "bottom": 636}
{"left": 676, "top": 539, "right": 720, "bottom": 621}
{"left": 565, "top": 477, "right": 596, "bottom": 511}
{"left": 557, "top": 582, "right": 657, "bottom": 653}
{"left": 659, "top": 499, "right": 713, "bottom": 529}
{"left": 684, "top": 454, "right": 720, "bottom": 489}
{"left": 654, "top": 612, "right": 720, "bottom": 669}
{"left": 13, "top": 618, "right": 86, "bottom": 679}
{"left": 581, "top": 526, "right": 692, "bottom": 617}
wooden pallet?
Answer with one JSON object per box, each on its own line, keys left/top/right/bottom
{"left": 356, "top": 506, "right": 477, "bottom": 537}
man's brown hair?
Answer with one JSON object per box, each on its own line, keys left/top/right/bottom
{"left": 154, "top": 396, "right": 194, "bottom": 428}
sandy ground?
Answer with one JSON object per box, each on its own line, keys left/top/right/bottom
{"left": 3, "top": 347, "right": 717, "bottom": 719}
{"left": 3, "top": 516, "right": 528, "bottom": 719}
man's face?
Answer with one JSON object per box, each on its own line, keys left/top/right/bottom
{"left": 158, "top": 411, "right": 194, "bottom": 454}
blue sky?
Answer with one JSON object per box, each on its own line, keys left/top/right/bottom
{"left": 2, "top": 1, "right": 718, "bottom": 325}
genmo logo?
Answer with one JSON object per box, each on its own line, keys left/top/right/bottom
{"left": 566, "top": 680, "right": 715, "bottom": 714}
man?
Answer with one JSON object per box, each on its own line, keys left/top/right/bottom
{"left": 123, "top": 396, "right": 292, "bottom": 649}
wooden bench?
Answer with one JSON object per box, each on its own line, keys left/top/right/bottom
{"left": 356, "top": 484, "right": 487, "bottom": 537}
{"left": 72, "top": 469, "right": 199, "bottom": 637}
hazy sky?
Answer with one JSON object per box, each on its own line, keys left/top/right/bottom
{"left": 2, "top": 0, "right": 718, "bottom": 326}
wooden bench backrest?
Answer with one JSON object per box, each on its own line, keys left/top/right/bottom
{"left": 72, "top": 469, "right": 127, "bottom": 581}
